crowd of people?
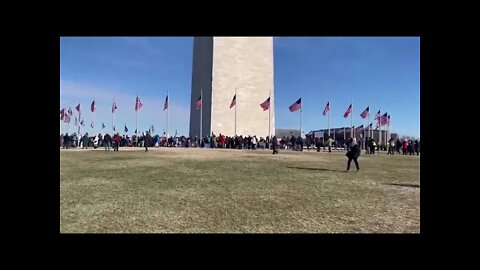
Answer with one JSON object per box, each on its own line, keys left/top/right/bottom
{"left": 60, "top": 132, "right": 420, "bottom": 156}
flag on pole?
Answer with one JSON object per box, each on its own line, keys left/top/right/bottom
{"left": 260, "top": 97, "right": 270, "bottom": 111}
{"left": 195, "top": 95, "right": 202, "bottom": 109}
{"left": 60, "top": 109, "right": 65, "bottom": 120}
{"left": 374, "top": 110, "right": 381, "bottom": 120}
{"left": 135, "top": 129, "right": 137, "bottom": 134}
{"left": 91, "top": 100, "right": 96, "bottom": 112}
{"left": 76, "top": 103, "right": 81, "bottom": 113}
{"left": 387, "top": 115, "right": 391, "bottom": 125}
{"left": 80, "top": 119, "right": 85, "bottom": 126}
{"left": 289, "top": 98, "right": 302, "bottom": 112}
{"left": 360, "top": 106, "right": 370, "bottom": 119}
{"left": 68, "top": 107, "right": 73, "bottom": 116}
{"left": 64, "top": 114, "right": 70, "bottom": 123}
{"left": 380, "top": 113, "right": 388, "bottom": 126}
{"left": 343, "top": 104, "right": 352, "bottom": 118}
{"left": 90, "top": 122, "right": 94, "bottom": 128}
{"left": 102, "top": 122, "right": 105, "bottom": 129}
{"left": 164, "top": 95, "right": 169, "bottom": 111}
{"left": 124, "top": 125, "right": 128, "bottom": 133}
{"left": 356, "top": 125, "right": 364, "bottom": 131}
{"left": 135, "top": 95, "right": 143, "bottom": 111}
{"left": 113, "top": 126, "right": 116, "bottom": 131}
{"left": 75, "top": 116, "right": 78, "bottom": 126}
{"left": 323, "top": 102, "right": 330, "bottom": 115}
{"left": 229, "top": 94, "right": 236, "bottom": 109}
{"left": 366, "top": 123, "right": 372, "bottom": 130}
{"left": 112, "top": 102, "right": 117, "bottom": 113}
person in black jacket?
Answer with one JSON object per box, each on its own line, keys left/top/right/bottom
{"left": 103, "top": 133, "right": 112, "bottom": 151}
{"left": 346, "top": 138, "right": 360, "bottom": 172}
{"left": 144, "top": 131, "right": 152, "bottom": 152}
{"left": 272, "top": 136, "right": 279, "bottom": 155}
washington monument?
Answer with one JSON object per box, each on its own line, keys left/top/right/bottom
{"left": 189, "top": 37, "right": 275, "bottom": 138}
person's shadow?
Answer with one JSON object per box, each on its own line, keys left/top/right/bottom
{"left": 287, "top": 166, "right": 344, "bottom": 172}
{"left": 385, "top": 183, "right": 420, "bottom": 188}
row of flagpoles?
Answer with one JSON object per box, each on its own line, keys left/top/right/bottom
{"left": 60, "top": 93, "right": 170, "bottom": 137}
{"left": 321, "top": 100, "right": 391, "bottom": 144}
{"left": 194, "top": 89, "right": 273, "bottom": 138}
{"left": 61, "top": 92, "right": 391, "bottom": 143}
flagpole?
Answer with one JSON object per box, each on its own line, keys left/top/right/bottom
{"left": 166, "top": 90, "right": 169, "bottom": 138}
{"left": 136, "top": 92, "right": 138, "bottom": 138}
{"left": 379, "top": 106, "right": 382, "bottom": 150}
{"left": 268, "top": 89, "right": 271, "bottom": 139}
{"left": 328, "top": 98, "right": 330, "bottom": 138}
{"left": 367, "top": 102, "right": 370, "bottom": 139}
{"left": 235, "top": 88, "right": 237, "bottom": 136}
{"left": 351, "top": 99, "right": 354, "bottom": 139}
{"left": 112, "top": 97, "right": 114, "bottom": 135}
{"left": 200, "top": 88, "right": 203, "bottom": 140}
{"left": 78, "top": 109, "right": 81, "bottom": 137}
{"left": 93, "top": 97, "right": 96, "bottom": 136}
{"left": 300, "top": 95, "right": 302, "bottom": 138}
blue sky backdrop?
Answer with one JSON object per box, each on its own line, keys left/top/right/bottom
{"left": 60, "top": 37, "right": 419, "bottom": 138}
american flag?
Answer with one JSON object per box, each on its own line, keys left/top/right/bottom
{"left": 75, "top": 116, "right": 78, "bottom": 126}
{"left": 124, "top": 125, "right": 128, "bottom": 132}
{"left": 356, "top": 125, "right": 364, "bottom": 131}
{"left": 230, "top": 94, "right": 236, "bottom": 109}
{"left": 112, "top": 102, "right": 117, "bottom": 113}
{"left": 60, "top": 109, "right": 65, "bottom": 120}
{"left": 91, "top": 100, "right": 96, "bottom": 112}
{"left": 64, "top": 114, "right": 70, "bottom": 123}
{"left": 343, "top": 104, "right": 352, "bottom": 118}
{"left": 374, "top": 110, "right": 381, "bottom": 120}
{"left": 135, "top": 95, "right": 143, "bottom": 111}
{"left": 80, "top": 119, "right": 84, "bottom": 126}
{"left": 76, "top": 103, "right": 81, "bottom": 113}
{"left": 90, "top": 122, "right": 94, "bottom": 128}
{"left": 164, "top": 95, "right": 169, "bottom": 111}
{"left": 380, "top": 113, "right": 388, "bottom": 126}
{"left": 387, "top": 115, "right": 391, "bottom": 125}
{"left": 102, "top": 123, "right": 105, "bottom": 129}
{"left": 195, "top": 95, "right": 202, "bottom": 109}
{"left": 360, "top": 106, "right": 369, "bottom": 119}
{"left": 323, "top": 102, "right": 330, "bottom": 115}
{"left": 68, "top": 107, "right": 73, "bottom": 116}
{"left": 289, "top": 98, "right": 302, "bottom": 112}
{"left": 260, "top": 97, "right": 270, "bottom": 111}
{"left": 365, "top": 123, "right": 372, "bottom": 130}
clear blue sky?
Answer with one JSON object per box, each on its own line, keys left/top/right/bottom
{"left": 60, "top": 37, "right": 419, "bottom": 138}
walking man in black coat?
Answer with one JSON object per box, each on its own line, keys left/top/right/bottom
{"left": 346, "top": 138, "right": 360, "bottom": 172}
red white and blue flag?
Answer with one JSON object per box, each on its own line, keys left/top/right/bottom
{"left": 323, "top": 102, "right": 330, "bottom": 116}
{"left": 360, "top": 106, "right": 369, "bottom": 119}
{"left": 135, "top": 95, "right": 143, "bottom": 111}
{"left": 374, "top": 110, "right": 381, "bottom": 120}
{"left": 164, "top": 95, "right": 169, "bottom": 111}
{"left": 230, "top": 94, "right": 236, "bottom": 109}
{"left": 260, "top": 97, "right": 270, "bottom": 111}
{"left": 76, "top": 103, "right": 81, "bottom": 113}
{"left": 195, "top": 95, "right": 202, "bottom": 109}
{"left": 112, "top": 102, "right": 117, "bottom": 113}
{"left": 91, "top": 100, "right": 96, "bottom": 112}
{"left": 343, "top": 104, "right": 352, "bottom": 118}
{"left": 289, "top": 98, "right": 302, "bottom": 112}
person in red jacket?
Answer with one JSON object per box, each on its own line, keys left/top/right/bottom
{"left": 402, "top": 139, "right": 409, "bottom": 155}
{"left": 113, "top": 133, "right": 121, "bottom": 151}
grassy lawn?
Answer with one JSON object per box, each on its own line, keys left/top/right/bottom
{"left": 60, "top": 147, "right": 420, "bottom": 233}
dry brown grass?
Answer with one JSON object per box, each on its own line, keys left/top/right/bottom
{"left": 60, "top": 147, "right": 420, "bottom": 233}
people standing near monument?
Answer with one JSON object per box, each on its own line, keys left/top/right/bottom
{"left": 345, "top": 138, "right": 360, "bottom": 172}
{"left": 272, "top": 136, "right": 279, "bottom": 154}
